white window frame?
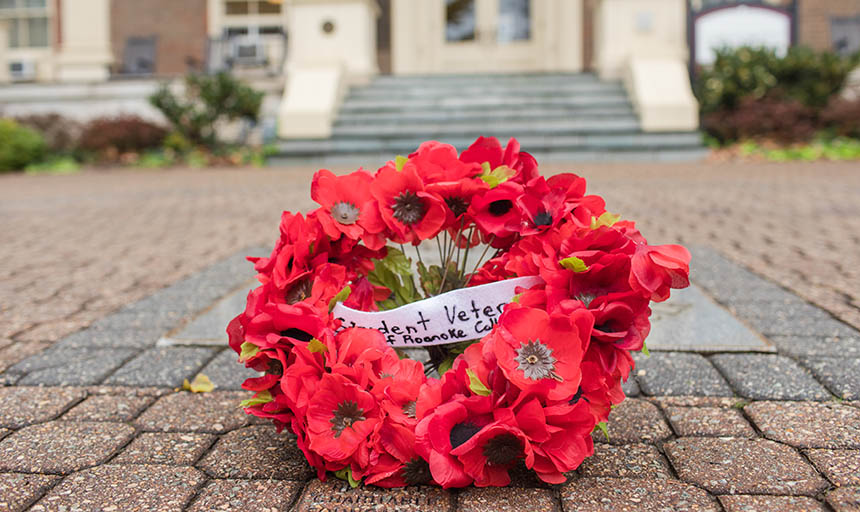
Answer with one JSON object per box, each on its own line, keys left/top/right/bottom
{"left": 0, "top": 0, "right": 52, "bottom": 49}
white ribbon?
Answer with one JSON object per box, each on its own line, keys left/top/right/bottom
{"left": 332, "top": 276, "right": 543, "bottom": 347}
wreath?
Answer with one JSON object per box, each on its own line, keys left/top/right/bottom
{"left": 228, "top": 137, "right": 691, "bottom": 488}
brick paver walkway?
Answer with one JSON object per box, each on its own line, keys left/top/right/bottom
{"left": 1, "top": 161, "right": 859, "bottom": 511}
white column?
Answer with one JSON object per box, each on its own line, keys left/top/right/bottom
{"left": 0, "top": 20, "right": 9, "bottom": 84}
{"left": 55, "top": 0, "right": 112, "bottom": 82}
{"left": 278, "top": 0, "right": 379, "bottom": 139}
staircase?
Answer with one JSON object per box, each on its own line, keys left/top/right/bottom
{"left": 271, "top": 73, "right": 707, "bottom": 166}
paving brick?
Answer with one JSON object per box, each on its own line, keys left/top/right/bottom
{"left": 650, "top": 396, "right": 742, "bottom": 408}
{"left": 742, "top": 315, "right": 859, "bottom": 338}
{"left": 805, "top": 449, "right": 860, "bottom": 487}
{"left": 187, "top": 479, "right": 304, "bottom": 512}
{"left": 196, "top": 348, "right": 261, "bottom": 391}
{"left": 61, "top": 394, "right": 153, "bottom": 422}
{"left": 826, "top": 487, "right": 860, "bottom": 512}
{"left": 766, "top": 334, "right": 860, "bottom": 358}
{"left": 0, "top": 387, "right": 86, "bottom": 428}
{"left": 104, "top": 347, "right": 218, "bottom": 387}
{"left": 710, "top": 354, "right": 831, "bottom": 400}
{"left": 665, "top": 407, "right": 756, "bottom": 437}
{"left": 198, "top": 425, "right": 313, "bottom": 480}
{"left": 728, "top": 299, "right": 832, "bottom": 321}
{"left": 0, "top": 421, "right": 134, "bottom": 474}
{"left": 30, "top": 464, "right": 206, "bottom": 511}
{"left": 0, "top": 429, "right": 9, "bottom": 441}
{"left": 14, "top": 347, "right": 139, "bottom": 386}
{"left": 457, "top": 487, "right": 559, "bottom": 512}
{"left": 560, "top": 477, "right": 720, "bottom": 511}
{"left": 53, "top": 327, "right": 162, "bottom": 350}
{"left": 577, "top": 443, "right": 671, "bottom": 479}
{"left": 801, "top": 357, "right": 860, "bottom": 400}
{"left": 112, "top": 432, "right": 216, "bottom": 465}
{"left": 745, "top": 401, "right": 860, "bottom": 449}
{"left": 0, "top": 473, "right": 60, "bottom": 512}
{"left": 135, "top": 391, "right": 249, "bottom": 434}
{"left": 293, "top": 479, "right": 454, "bottom": 512}
{"left": 718, "top": 495, "right": 827, "bottom": 512}
{"left": 598, "top": 399, "right": 672, "bottom": 445}
{"left": 635, "top": 352, "right": 733, "bottom": 397}
{"left": 621, "top": 377, "right": 640, "bottom": 397}
{"left": 664, "top": 438, "right": 828, "bottom": 495}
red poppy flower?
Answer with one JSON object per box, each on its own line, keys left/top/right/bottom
{"left": 408, "top": 141, "right": 481, "bottom": 184}
{"left": 311, "top": 169, "right": 386, "bottom": 250}
{"left": 469, "top": 181, "right": 524, "bottom": 239}
{"left": 517, "top": 178, "right": 568, "bottom": 235}
{"left": 629, "top": 243, "right": 691, "bottom": 302}
{"left": 492, "top": 306, "right": 591, "bottom": 401}
{"left": 460, "top": 136, "right": 538, "bottom": 185}
{"left": 425, "top": 177, "right": 488, "bottom": 227}
{"left": 415, "top": 394, "right": 494, "bottom": 488}
{"left": 371, "top": 162, "right": 447, "bottom": 243}
{"left": 450, "top": 421, "right": 532, "bottom": 486}
{"left": 307, "top": 372, "right": 381, "bottom": 461}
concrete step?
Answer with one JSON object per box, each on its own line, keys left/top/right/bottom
{"left": 331, "top": 118, "right": 642, "bottom": 138}
{"left": 347, "top": 81, "right": 626, "bottom": 99}
{"left": 334, "top": 107, "right": 638, "bottom": 125}
{"left": 269, "top": 147, "right": 709, "bottom": 167}
{"left": 276, "top": 132, "right": 704, "bottom": 157}
{"left": 369, "top": 72, "right": 603, "bottom": 87}
{"left": 340, "top": 94, "right": 631, "bottom": 113}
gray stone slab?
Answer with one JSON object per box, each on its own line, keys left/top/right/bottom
{"left": 104, "top": 347, "right": 219, "bottom": 387}
{"left": 54, "top": 326, "right": 162, "bottom": 349}
{"left": 169, "top": 285, "right": 252, "bottom": 343}
{"left": 634, "top": 352, "right": 734, "bottom": 397}
{"left": 742, "top": 315, "right": 859, "bottom": 338}
{"left": 622, "top": 377, "right": 641, "bottom": 397}
{"left": 766, "top": 334, "right": 860, "bottom": 358}
{"left": 198, "top": 349, "right": 262, "bottom": 391}
{"left": 647, "top": 285, "right": 774, "bottom": 353}
{"left": 801, "top": 357, "right": 860, "bottom": 400}
{"left": 710, "top": 354, "right": 832, "bottom": 401}
{"left": 727, "top": 300, "right": 832, "bottom": 321}
{"left": 13, "top": 347, "right": 139, "bottom": 386}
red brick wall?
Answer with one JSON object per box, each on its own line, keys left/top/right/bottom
{"left": 797, "top": 0, "right": 860, "bottom": 51}
{"left": 110, "top": 0, "right": 208, "bottom": 76}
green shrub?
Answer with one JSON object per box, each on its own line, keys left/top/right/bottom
{"left": 0, "top": 119, "right": 47, "bottom": 171}
{"left": 149, "top": 72, "right": 264, "bottom": 148}
{"left": 695, "top": 46, "right": 860, "bottom": 114}
{"left": 702, "top": 95, "right": 818, "bottom": 144}
{"left": 78, "top": 116, "right": 167, "bottom": 154}
{"left": 14, "top": 114, "right": 81, "bottom": 153}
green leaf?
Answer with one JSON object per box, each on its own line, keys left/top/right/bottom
{"left": 559, "top": 256, "right": 589, "bottom": 273}
{"left": 307, "top": 337, "right": 328, "bottom": 354}
{"left": 437, "top": 356, "right": 455, "bottom": 376}
{"left": 511, "top": 293, "right": 521, "bottom": 303}
{"left": 466, "top": 369, "right": 491, "bottom": 397}
{"left": 480, "top": 165, "right": 516, "bottom": 188}
{"left": 641, "top": 341, "right": 650, "bottom": 357}
{"left": 594, "top": 421, "right": 610, "bottom": 441}
{"left": 590, "top": 212, "right": 621, "bottom": 230}
{"left": 240, "top": 389, "right": 272, "bottom": 408}
{"left": 394, "top": 155, "right": 408, "bottom": 171}
{"left": 238, "top": 341, "right": 259, "bottom": 362}
{"left": 368, "top": 247, "right": 422, "bottom": 310}
{"left": 334, "top": 467, "right": 361, "bottom": 488}
{"left": 182, "top": 373, "right": 215, "bottom": 393}
{"left": 328, "top": 285, "right": 352, "bottom": 312}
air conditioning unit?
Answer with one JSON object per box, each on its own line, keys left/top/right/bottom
{"left": 9, "top": 60, "right": 37, "bottom": 81}
{"left": 230, "top": 37, "right": 266, "bottom": 65}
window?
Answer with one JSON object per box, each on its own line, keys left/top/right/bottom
{"left": 0, "top": 0, "right": 50, "bottom": 48}
{"left": 225, "top": 1, "right": 281, "bottom": 16}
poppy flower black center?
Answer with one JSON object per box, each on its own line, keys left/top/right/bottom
{"left": 449, "top": 421, "right": 481, "bottom": 449}
{"left": 402, "top": 457, "right": 433, "bottom": 485}
{"left": 330, "top": 400, "right": 365, "bottom": 438}
{"left": 392, "top": 191, "right": 427, "bottom": 225}
{"left": 280, "top": 328, "right": 314, "bottom": 342}
{"left": 285, "top": 278, "right": 313, "bottom": 304}
{"left": 484, "top": 433, "right": 523, "bottom": 466}
{"left": 533, "top": 210, "right": 553, "bottom": 226}
{"left": 488, "top": 199, "right": 513, "bottom": 216}
{"left": 331, "top": 201, "right": 361, "bottom": 225}
{"left": 445, "top": 196, "right": 469, "bottom": 217}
